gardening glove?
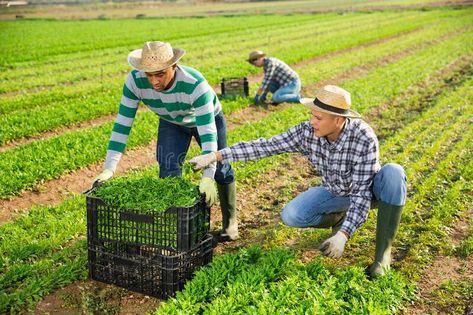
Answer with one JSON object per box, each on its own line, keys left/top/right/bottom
{"left": 260, "top": 93, "right": 267, "bottom": 102}
{"left": 318, "top": 231, "right": 348, "bottom": 259}
{"left": 253, "top": 94, "right": 260, "bottom": 104}
{"left": 189, "top": 152, "right": 217, "bottom": 170}
{"left": 93, "top": 169, "right": 114, "bottom": 187}
{"left": 199, "top": 177, "right": 217, "bottom": 206}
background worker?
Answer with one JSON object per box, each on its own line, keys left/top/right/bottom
{"left": 93, "top": 41, "right": 239, "bottom": 241}
{"left": 190, "top": 85, "right": 407, "bottom": 277}
{"left": 248, "top": 50, "right": 301, "bottom": 105}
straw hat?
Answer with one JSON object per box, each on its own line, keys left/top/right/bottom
{"left": 300, "top": 85, "right": 361, "bottom": 118}
{"left": 247, "top": 50, "right": 266, "bottom": 63}
{"left": 127, "top": 41, "right": 185, "bottom": 72}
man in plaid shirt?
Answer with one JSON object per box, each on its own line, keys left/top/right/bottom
{"left": 248, "top": 50, "right": 301, "bottom": 105}
{"left": 191, "top": 85, "right": 407, "bottom": 277}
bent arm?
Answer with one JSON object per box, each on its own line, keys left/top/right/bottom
{"left": 104, "top": 73, "right": 139, "bottom": 171}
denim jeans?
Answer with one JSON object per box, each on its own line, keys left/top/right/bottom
{"left": 156, "top": 111, "right": 234, "bottom": 185}
{"left": 281, "top": 163, "right": 407, "bottom": 227}
{"left": 270, "top": 78, "right": 301, "bottom": 104}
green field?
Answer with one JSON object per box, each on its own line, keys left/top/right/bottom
{"left": 0, "top": 1, "right": 472, "bottom": 313}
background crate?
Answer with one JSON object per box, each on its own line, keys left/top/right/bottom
{"left": 86, "top": 193, "right": 210, "bottom": 251}
{"left": 220, "top": 77, "right": 249, "bottom": 97}
{"left": 88, "top": 234, "right": 213, "bottom": 299}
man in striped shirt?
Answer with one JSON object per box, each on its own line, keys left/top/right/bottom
{"left": 94, "top": 41, "right": 239, "bottom": 241}
{"left": 191, "top": 85, "right": 407, "bottom": 277}
{"left": 248, "top": 50, "right": 301, "bottom": 105}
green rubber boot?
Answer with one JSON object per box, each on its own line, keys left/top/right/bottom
{"left": 217, "top": 182, "right": 238, "bottom": 241}
{"left": 369, "top": 202, "right": 403, "bottom": 277}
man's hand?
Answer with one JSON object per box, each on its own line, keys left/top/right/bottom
{"left": 199, "top": 177, "right": 217, "bottom": 206}
{"left": 260, "top": 93, "right": 267, "bottom": 102}
{"left": 253, "top": 94, "right": 260, "bottom": 104}
{"left": 189, "top": 152, "right": 217, "bottom": 170}
{"left": 93, "top": 169, "right": 114, "bottom": 187}
{"left": 318, "top": 231, "right": 348, "bottom": 259}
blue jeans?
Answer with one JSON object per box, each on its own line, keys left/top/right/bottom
{"left": 269, "top": 78, "right": 301, "bottom": 104}
{"left": 156, "top": 112, "right": 234, "bottom": 185}
{"left": 281, "top": 163, "right": 407, "bottom": 227}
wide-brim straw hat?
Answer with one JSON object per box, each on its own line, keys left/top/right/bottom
{"left": 300, "top": 85, "right": 361, "bottom": 118}
{"left": 128, "top": 41, "right": 185, "bottom": 72}
{"left": 247, "top": 50, "right": 266, "bottom": 62}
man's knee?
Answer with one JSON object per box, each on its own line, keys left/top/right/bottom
{"left": 271, "top": 92, "right": 284, "bottom": 104}
{"left": 374, "top": 163, "right": 407, "bottom": 206}
{"left": 281, "top": 204, "right": 300, "bottom": 227}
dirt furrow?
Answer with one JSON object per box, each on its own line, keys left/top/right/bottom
{"left": 0, "top": 25, "right": 457, "bottom": 223}
{"left": 0, "top": 25, "right": 425, "bottom": 152}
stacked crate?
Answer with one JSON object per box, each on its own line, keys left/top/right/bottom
{"left": 86, "top": 193, "right": 212, "bottom": 299}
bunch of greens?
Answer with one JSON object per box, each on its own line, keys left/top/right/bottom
{"left": 91, "top": 174, "right": 200, "bottom": 212}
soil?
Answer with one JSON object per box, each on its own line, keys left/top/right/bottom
{"left": 35, "top": 154, "right": 315, "bottom": 314}
{"left": 1, "top": 1, "right": 471, "bottom": 21}
{"left": 1, "top": 15, "right": 470, "bottom": 312}
{"left": 0, "top": 26, "right": 434, "bottom": 223}
{"left": 406, "top": 208, "right": 473, "bottom": 315}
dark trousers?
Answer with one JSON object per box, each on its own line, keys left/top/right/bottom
{"left": 156, "top": 111, "right": 234, "bottom": 185}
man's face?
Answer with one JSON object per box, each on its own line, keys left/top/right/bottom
{"left": 250, "top": 57, "right": 264, "bottom": 67}
{"left": 145, "top": 65, "right": 176, "bottom": 91}
{"left": 310, "top": 108, "right": 345, "bottom": 141}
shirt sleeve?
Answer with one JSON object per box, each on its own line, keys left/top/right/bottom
{"left": 192, "top": 80, "right": 218, "bottom": 178}
{"left": 104, "top": 73, "right": 139, "bottom": 171}
{"left": 340, "top": 138, "right": 380, "bottom": 237}
{"left": 220, "top": 123, "right": 305, "bottom": 163}
{"left": 259, "top": 58, "right": 275, "bottom": 93}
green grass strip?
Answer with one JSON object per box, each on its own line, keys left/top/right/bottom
{"left": 1, "top": 19, "right": 472, "bottom": 199}
{"left": 155, "top": 246, "right": 412, "bottom": 314}
{"left": 0, "top": 30, "right": 472, "bottom": 314}
{"left": 0, "top": 240, "right": 88, "bottom": 314}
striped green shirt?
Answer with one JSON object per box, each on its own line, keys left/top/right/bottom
{"left": 104, "top": 65, "right": 221, "bottom": 178}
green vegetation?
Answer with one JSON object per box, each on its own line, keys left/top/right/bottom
{"left": 156, "top": 247, "right": 413, "bottom": 314}
{"left": 0, "top": 5, "right": 472, "bottom": 314}
{"left": 1, "top": 9, "right": 472, "bottom": 199}
{"left": 92, "top": 174, "right": 200, "bottom": 212}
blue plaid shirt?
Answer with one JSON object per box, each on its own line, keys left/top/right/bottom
{"left": 260, "top": 57, "right": 299, "bottom": 93}
{"left": 220, "top": 119, "right": 380, "bottom": 237}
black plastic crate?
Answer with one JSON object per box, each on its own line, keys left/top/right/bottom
{"left": 88, "top": 234, "right": 213, "bottom": 299}
{"left": 220, "top": 77, "right": 249, "bottom": 97}
{"left": 86, "top": 193, "right": 210, "bottom": 251}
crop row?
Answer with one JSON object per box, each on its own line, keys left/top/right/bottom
{"left": 0, "top": 12, "right": 372, "bottom": 81}
{"left": 1, "top": 21, "right": 472, "bottom": 199}
{"left": 1, "top": 56, "right": 471, "bottom": 313}
{"left": 159, "top": 133, "right": 472, "bottom": 314}
{"left": 1, "top": 8, "right": 453, "bottom": 111}
{"left": 0, "top": 11, "right": 414, "bottom": 91}
{"left": 0, "top": 14, "right": 319, "bottom": 66}
{"left": 3, "top": 14, "right": 470, "bottom": 145}
{"left": 0, "top": 12, "right": 409, "bottom": 105}
{"left": 2, "top": 9, "right": 458, "bottom": 74}
{"left": 154, "top": 78, "right": 473, "bottom": 314}
{"left": 2, "top": 11, "right": 455, "bottom": 148}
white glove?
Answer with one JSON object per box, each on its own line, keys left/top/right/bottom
{"left": 189, "top": 152, "right": 217, "bottom": 170}
{"left": 93, "top": 169, "right": 114, "bottom": 186}
{"left": 318, "top": 231, "right": 348, "bottom": 259}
